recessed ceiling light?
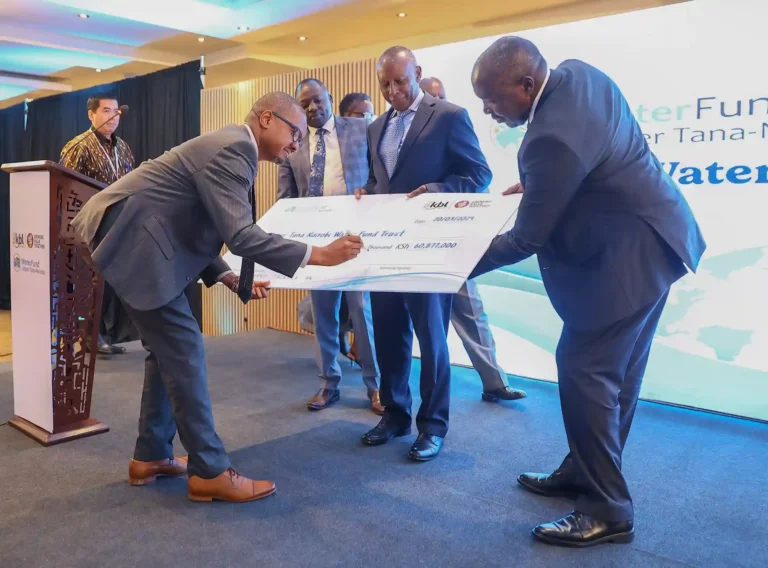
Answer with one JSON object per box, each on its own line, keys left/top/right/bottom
{"left": 95, "top": 68, "right": 102, "bottom": 73}
{"left": 298, "top": 36, "right": 307, "bottom": 41}
{"left": 398, "top": 12, "right": 407, "bottom": 17}
{"left": 198, "top": 37, "right": 205, "bottom": 42}
{"left": 237, "top": 25, "right": 250, "bottom": 32}
{"left": 78, "top": 13, "right": 89, "bottom": 19}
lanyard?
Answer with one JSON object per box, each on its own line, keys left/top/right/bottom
{"left": 97, "top": 139, "right": 120, "bottom": 180}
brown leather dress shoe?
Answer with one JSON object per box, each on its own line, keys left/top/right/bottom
{"left": 128, "top": 456, "right": 188, "bottom": 486}
{"left": 307, "top": 388, "right": 340, "bottom": 410}
{"left": 369, "top": 390, "right": 385, "bottom": 416}
{"left": 187, "top": 468, "right": 276, "bottom": 503}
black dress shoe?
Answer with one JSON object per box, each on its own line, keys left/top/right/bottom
{"left": 532, "top": 511, "right": 634, "bottom": 548}
{"left": 408, "top": 433, "right": 443, "bottom": 461}
{"left": 518, "top": 470, "right": 581, "bottom": 498}
{"left": 362, "top": 418, "right": 411, "bottom": 446}
{"left": 482, "top": 386, "right": 527, "bottom": 402}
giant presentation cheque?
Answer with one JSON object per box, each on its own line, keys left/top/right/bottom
{"left": 222, "top": 193, "right": 520, "bottom": 293}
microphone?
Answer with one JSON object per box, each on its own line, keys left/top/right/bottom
{"left": 59, "top": 105, "right": 129, "bottom": 166}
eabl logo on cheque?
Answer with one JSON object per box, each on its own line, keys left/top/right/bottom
{"left": 454, "top": 200, "right": 469, "bottom": 208}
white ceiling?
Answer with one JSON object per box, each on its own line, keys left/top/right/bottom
{"left": 0, "top": 0, "right": 359, "bottom": 107}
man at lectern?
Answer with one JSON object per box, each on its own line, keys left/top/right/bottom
{"left": 471, "top": 37, "right": 706, "bottom": 547}
{"left": 71, "top": 91, "right": 362, "bottom": 504}
{"left": 61, "top": 94, "right": 137, "bottom": 356}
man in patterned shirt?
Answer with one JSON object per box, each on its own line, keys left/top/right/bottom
{"left": 61, "top": 95, "right": 136, "bottom": 355}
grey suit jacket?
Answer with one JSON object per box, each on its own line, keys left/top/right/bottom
{"left": 71, "top": 124, "right": 309, "bottom": 311}
{"left": 363, "top": 92, "right": 491, "bottom": 195}
{"left": 277, "top": 115, "right": 369, "bottom": 198}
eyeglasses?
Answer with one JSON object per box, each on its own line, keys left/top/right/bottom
{"left": 272, "top": 112, "right": 304, "bottom": 145}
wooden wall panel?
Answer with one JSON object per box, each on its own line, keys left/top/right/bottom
{"left": 200, "top": 58, "right": 385, "bottom": 336}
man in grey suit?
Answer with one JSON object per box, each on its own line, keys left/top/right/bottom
{"left": 72, "top": 91, "right": 363, "bottom": 503}
{"left": 419, "top": 75, "right": 526, "bottom": 404}
{"left": 278, "top": 78, "right": 383, "bottom": 415}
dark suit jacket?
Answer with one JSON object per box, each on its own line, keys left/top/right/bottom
{"left": 72, "top": 124, "right": 308, "bottom": 311}
{"left": 277, "top": 115, "right": 369, "bottom": 198}
{"left": 363, "top": 92, "right": 491, "bottom": 194}
{"left": 474, "top": 60, "right": 706, "bottom": 330}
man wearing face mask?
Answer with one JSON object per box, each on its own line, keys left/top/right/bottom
{"left": 72, "top": 91, "right": 362, "bottom": 504}
{"left": 419, "top": 75, "right": 527, "bottom": 405}
{"left": 278, "top": 79, "right": 383, "bottom": 415}
{"left": 339, "top": 92, "right": 376, "bottom": 124}
{"left": 355, "top": 46, "right": 491, "bottom": 462}
{"left": 471, "top": 36, "right": 705, "bottom": 546}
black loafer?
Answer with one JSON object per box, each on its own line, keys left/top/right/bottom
{"left": 532, "top": 511, "right": 634, "bottom": 548}
{"left": 408, "top": 433, "right": 443, "bottom": 461}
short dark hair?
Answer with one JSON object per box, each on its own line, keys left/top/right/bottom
{"left": 295, "top": 78, "right": 327, "bottom": 97}
{"left": 339, "top": 92, "right": 371, "bottom": 116}
{"left": 87, "top": 94, "right": 118, "bottom": 113}
{"left": 475, "top": 36, "right": 545, "bottom": 83}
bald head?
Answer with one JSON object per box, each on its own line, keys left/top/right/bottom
{"left": 376, "top": 46, "right": 422, "bottom": 111}
{"left": 472, "top": 36, "right": 548, "bottom": 129}
{"left": 246, "top": 91, "right": 307, "bottom": 164}
{"left": 248, "top": 91, "right": 304, "bottom": 120}
{"left": 420, "top": 77, "right": 446, "bottom": 100}
{"left": 378, "top": 46, "right": 418, "bottom": 69}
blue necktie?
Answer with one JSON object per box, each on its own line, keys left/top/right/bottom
{"left": 308, "top": 128, "right": 327, "bottom": 197}
{"left": 380, "top": 109, "right": 412, "bottom": 179}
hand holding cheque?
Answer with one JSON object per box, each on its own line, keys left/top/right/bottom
{"left": 222, "top": 192, "right": 520, "bottom": 293}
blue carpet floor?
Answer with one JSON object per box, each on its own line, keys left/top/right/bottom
{"left": 0, "top": 329, "right": 766, "bottom": 567}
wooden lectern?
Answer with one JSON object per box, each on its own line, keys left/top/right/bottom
{"left": 1, "top": 160, "right": 109, "bottom": 445}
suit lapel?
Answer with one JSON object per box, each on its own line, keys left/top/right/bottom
{"left": 296, "top": 136, "right": 311, "bottom": 195}
{"left": 370, "top": 108, "right": 392, "bottom": 171}
{"left": 391, "top": 94, "right": 436, "bottom": 179}
{"left": 334, "top": 115, "right": 351, "bottom": 193}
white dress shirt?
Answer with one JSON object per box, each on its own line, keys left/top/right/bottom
{"left": 528, "top": 69, "right": 551, "bottom": 124}
{"left": 308, "top": 115, "right": 347, "bottom": 196}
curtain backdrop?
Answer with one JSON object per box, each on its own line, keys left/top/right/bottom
{"left": 1, "top": 60, "right": 201, "bottom": 311}
{"left": 26, "top": 60, "right": 201, "bottom": 165}
{"left": 0, "top": 103, "right": 29, "bottom": 309}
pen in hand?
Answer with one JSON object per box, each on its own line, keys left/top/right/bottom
{"left": 345, "top": 230, "right": 366, "bottom": 251}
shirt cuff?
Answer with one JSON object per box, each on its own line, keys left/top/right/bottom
{"left": 216, "top": 270, "right": 234, "bottom": 282}
{"left": 300, "top": 244, "right": 312, "bottom": 268}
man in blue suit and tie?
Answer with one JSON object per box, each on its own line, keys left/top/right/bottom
{"left": 278, "top": 79, "right": 383, "bottom": 415}
{"left": 471, "top": 37, "right": 706, "bottom": 546}
{"left": 356, "top": 46, "right": 492, "bottom": 461}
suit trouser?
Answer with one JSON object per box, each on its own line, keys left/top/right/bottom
{"left": 371, "top": 292, "right": 452, "bottom": 437}
{"left": 310, "top": 290, "right": 379, "bottom": 393}
{"left": 555, "top": 290, "right": 669, "bottom": 522}
{"left": 123, "top": 293, "right": 230, "bottom": 479}
{"left": 451, "top": 279, "right": 508, "bottom": 391}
